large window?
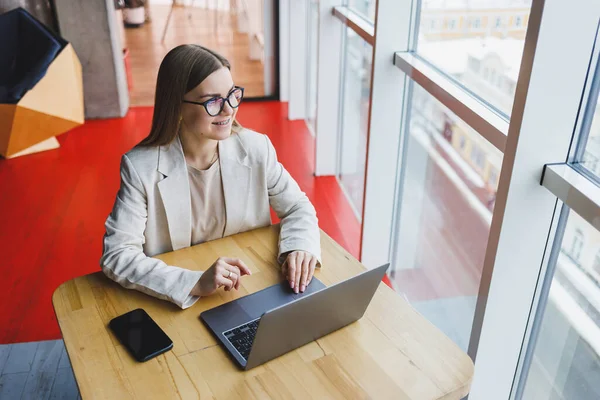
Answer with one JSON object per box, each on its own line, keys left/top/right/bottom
{"left": 514, "top": 45, "right": 600, "bottom": 399}
{"left": 338, "top": 28, "right": 373, "bottom": 219}
{"left": 392, "top": 82, "right": 502, "bottom": 350}
{"left": 325, "top": 1, "right": 600, "bottom": 398}
{"left": 418, "top": 0, "right": 532, "bottom": 116}
{"left": 520, "top": 210, "right": 600, "bottom": 399}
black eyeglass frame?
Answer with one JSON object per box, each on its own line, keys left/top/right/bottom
{"left": 182, "top": 86, "right": 245, "bottom": 116}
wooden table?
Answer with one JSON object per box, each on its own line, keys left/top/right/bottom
{"left": 53, "top": 225, "right": 474, "bottom": 399}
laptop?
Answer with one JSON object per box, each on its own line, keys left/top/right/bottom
{"left": 200, "top": 263, "right": 389, "bottom": 370}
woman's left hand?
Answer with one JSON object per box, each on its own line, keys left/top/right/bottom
{"left": 282, "top": 251, "right": 318, "bottom": 293}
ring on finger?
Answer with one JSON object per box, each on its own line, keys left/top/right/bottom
{"left": 227, "top": 270, "right": 232, "bottom": 278}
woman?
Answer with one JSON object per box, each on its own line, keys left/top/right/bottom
{"left": 100, "top": 45, "right": 321, "bottom": 309}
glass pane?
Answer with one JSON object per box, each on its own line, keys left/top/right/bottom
{"left": 521, "top": 209, "right": 600, "bottom": 399}
{"left": 391, "top": 82, "right": 503, "bottom": 351}
{"left": 347, "top": 0, "right": 376, "bottom": 21}
{"left": 417, "top": 0, "right": 532, "bottom": 116}
{"left": 306, "top": 0, "right": 319, "bottom": 133}
{"left": 338, "top": 28, "right": 373, "bottom": 220}
{"left": 581, "top": 94, "right": 600, "bottom": 179}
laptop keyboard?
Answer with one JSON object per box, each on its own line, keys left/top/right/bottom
{"left": 223, "top": 318, "right": 260, "bottom": 361}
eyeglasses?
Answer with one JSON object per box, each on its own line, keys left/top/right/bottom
{"left": 182, "top": 86, "right": 245, "bottom": 117}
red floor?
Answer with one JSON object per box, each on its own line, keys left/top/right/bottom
{"left": 0, "top": 102, "right": 367, "bottom": 344}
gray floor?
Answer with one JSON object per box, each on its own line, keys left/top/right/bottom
{"left": 0, "top": 339, "right": 80, "bottom": 400}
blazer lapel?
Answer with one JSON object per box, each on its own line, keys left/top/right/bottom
{"left": 157, "top": 136, "right": 192, "bottom": 251}
{"left": 220, "top": 133, "right": 251, "bottom": 237}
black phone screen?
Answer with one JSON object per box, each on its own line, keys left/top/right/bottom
{"left": 108, "top": 308, "right": 173, "bottom": 362}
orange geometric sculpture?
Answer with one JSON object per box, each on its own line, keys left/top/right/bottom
{"left": 0, "top": 43, "right": 84, "bottom": 159}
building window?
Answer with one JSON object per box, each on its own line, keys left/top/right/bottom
{"left": 516, "top": 15, "right": 523, "bottom": 27}
{"left": 430, "top": 19, "right": 436, "bottom": 30}
{"left": 468, "top": 56, "right": 481, "bottom": 73}
{"left": 496, "top": 75, "right": 504, "bottom": 89}
{"left": 459, "top": 134, "right": 466, "bottom": 150}
{"left": 495, "top": 16, "right": 502, "bottom": 28}
{"left": 471, "top": 145, "right": 485, "bottom": 170}
{"left": 571, "top": 229, "right": 585, "bottom": 261}
{"left": 506, "top": 81, "right": 516, "bottom": 96}
{"left": 449, "top": 19, "right": 457, "bottom": 30}
{"left": 489, "top": 69, "right": 497, "bottom": 84}
{"left": 474, "top": 18, "right": 481, "bottom": 29}
{"left": 488, "top": 168, "right": 498, "bottom": 187}
{"left": 443, "top": 119, "right": 453, "bottom": 141}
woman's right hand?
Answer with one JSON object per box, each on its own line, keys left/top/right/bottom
{"left": 192, "top": 257, "right": 252, "bottom": 297}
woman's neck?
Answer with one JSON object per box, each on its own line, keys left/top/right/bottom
{"left": 179, "top": 130, "right": 219, "bottom": 171}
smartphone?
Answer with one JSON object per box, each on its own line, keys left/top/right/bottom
{"left": 108, "top": 308, "right": 173, "bottom": 362}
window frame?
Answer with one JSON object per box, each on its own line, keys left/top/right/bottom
{"left": 311, "top": 0, "right": 600, "bottom": 398}
{"left": 386, "top": 0, "right": 600, "bottom": 398}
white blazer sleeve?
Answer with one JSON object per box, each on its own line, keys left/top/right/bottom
{"left": 264, "top": 135, "right": 322, "bottom": 266}
{"left": 100, "top": 154, "right": 203, "bottom": 309}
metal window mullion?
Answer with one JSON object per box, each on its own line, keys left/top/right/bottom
{"left": 541, "top": 164, "right": 600, "bottom": 230}
{"left": 288, "top": 0, "right": 308, "bottom": 119}
{"left": 315, "top": 1, "right": 345, "bottom": 176}
{"left": 512, "top": 202, "right": 568, "bottom": 399}
{"left": 279, "top": 0, "right": 290, "bottom": 102}
{"left": 572, "top": 23, "right": 600, "bottom": 163}
{"left": 468, "top": 0, "right": 600, "bottom": 399}
{"left": 332, "top": 6, "right": 374, "bottom": 45}
{"left": 359, "top": 0, "right": 414, "bottom": 267}
{"left": 393, "top": 52, "right": 508, "bottom": 152}
{"left": 336, "top": 25, "right": 349, "bottom": 181}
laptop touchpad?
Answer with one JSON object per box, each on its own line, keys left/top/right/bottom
{"left": 238, "top": 279, "right": 326, "bottom": 319}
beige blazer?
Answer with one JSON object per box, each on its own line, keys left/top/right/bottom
{"left": 100, "top": 128, "right": 321, "bottom": 309}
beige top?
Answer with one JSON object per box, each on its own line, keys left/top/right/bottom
{"left": 187, "top": 159, "right": 227, "bottom": 246}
